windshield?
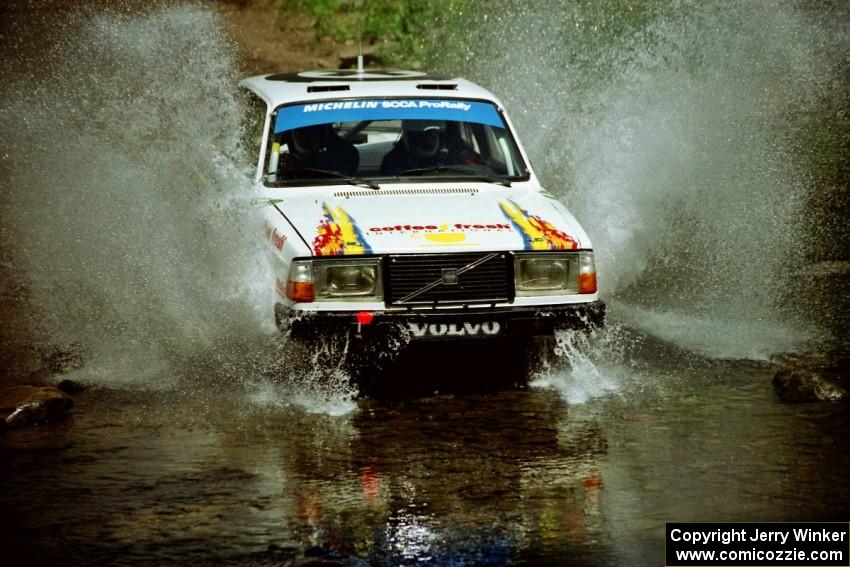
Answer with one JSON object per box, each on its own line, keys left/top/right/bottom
{"left": 264, "top": 98, "right": 529, "bottom": 186}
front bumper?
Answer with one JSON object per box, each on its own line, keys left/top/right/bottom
{"left": 279, "top": 301, "right": 605, "bottom": 342}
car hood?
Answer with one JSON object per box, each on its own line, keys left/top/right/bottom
{"left": 273, "top": 182, "right": 591, "bottom": 256}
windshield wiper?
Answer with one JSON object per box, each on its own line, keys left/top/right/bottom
{"left": 398, "top": 165, "right": 511, "bottom": 187}
{"left": 268, "top": 168, "right": 381, "bottom": 190}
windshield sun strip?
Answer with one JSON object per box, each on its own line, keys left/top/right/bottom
{"left": 272, "top": 96, "right": 507, "bottom": 133}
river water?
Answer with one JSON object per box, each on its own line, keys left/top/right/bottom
{"left": 1, "top": 2, "right": 849, "bottom": 565}
{"left": 3, "top": 329, "right": 850, "bottom": 565}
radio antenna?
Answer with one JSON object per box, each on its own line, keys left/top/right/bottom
{"left": 356, "top": 40, "right": 364, "bottom": 74}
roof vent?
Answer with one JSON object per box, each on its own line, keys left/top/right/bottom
{"left": 307, "top": 85, "right": 350, "bottom": 93}
{"left": 416, "top": 84, "right": 458, "bottom": 91}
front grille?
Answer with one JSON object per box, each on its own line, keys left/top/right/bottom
{"left": 385, "top": 252, "right": 513, "bottom": 306}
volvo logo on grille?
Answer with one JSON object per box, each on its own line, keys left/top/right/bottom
{"left": 441, "top": 268, "right": 459, "bottom": 285}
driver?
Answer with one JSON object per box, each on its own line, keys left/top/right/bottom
{"left": 381, "top": 120, "right": 482, "bottom": 175}
{"left": 381, "top": 120, "right": 446, "bottom": 175}
{"left": 280, "top": 124, "right": 359, "bottom": 176}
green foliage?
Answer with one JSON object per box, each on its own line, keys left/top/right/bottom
{"left": 280, "top": 0, "right": 345, "bottom": 40}
{"left": 272, "top": 0, "right": 464, "bottom": 66}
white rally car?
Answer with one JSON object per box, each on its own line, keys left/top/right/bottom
{"left": 240, "top": 69, "right": 603, "bottom": 360}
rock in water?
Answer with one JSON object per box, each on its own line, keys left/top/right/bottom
{"left": 773, "top": 365, "right": 847, "bottom": 403}
{"left": 57, "top": 379, "right": 85, "bottom": 395}
{"left": 0, "top": 385, "right": 74, "bottom": 427}
{"left": 7, "top": 400, "right": 67, "bottom": 427}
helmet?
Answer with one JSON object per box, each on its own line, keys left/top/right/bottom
{"left": 290, "top": 125, "right": 323, "bottom": 157}
{"left": 402, "top": 120, "right": 444, "bottom": 158}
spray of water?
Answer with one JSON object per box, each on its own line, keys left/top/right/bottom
{"left": 530, "top": 327, "right": 621, "bottom": 405}
{"left": 429, "top": 1, "right": 850, "bottom": 402}
{"left": 430, "top": 0, "right": 850, "bottom": 382}
{"left": 0, "top": 4, "right": 356, "bottom": 409}
{"left": 246, "top": 335, "right": 358, "bottom": 416}
{"left": 439, "top": 0, "right": 848, "bottom": 362}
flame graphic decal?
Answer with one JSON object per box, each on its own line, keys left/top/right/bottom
{"left": 499, "top": 198, "right": 578, "bottom": 250}
{"left": 313, "top": 202, "right": 371, "bottom": 256}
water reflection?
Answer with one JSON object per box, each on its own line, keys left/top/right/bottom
{"left": 3, "top": 344, "right": 850, "bottom": 565}
{"left": 253, "top": 388, "right": 611, "bottom": 564}
{"left": 0, "top": 381, "right": 614, "bottom": 565}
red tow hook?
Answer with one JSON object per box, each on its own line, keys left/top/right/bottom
{"left": 355, "top": 311, "right": 374, "bottom": 336}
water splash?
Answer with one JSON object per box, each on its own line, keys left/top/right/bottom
{"left": 0, "top": 6, "right": 270, "bottom": 387}
{"left": 530, "top": 327, "right": 620, "bottom": 405}
{"left": 246, "top": 336, "right": 358, "bottom": 416}
{"left": 438, "top": 0, "right": 848, "bottom": 358}
{"left": 0, "top": 5, "right": 359, "bottom": 410}
{"left": 611, "top": 301, "right": 815, "bottom": 361}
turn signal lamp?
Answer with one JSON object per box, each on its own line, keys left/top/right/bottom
{"left": 578, "top": 251, "right": 597, "bottom": 294}
{"left": 286, "top": 261, "right": 315, "bottom": 302}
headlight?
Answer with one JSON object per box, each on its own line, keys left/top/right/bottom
{"left": 514, "top": 251, "right": 596, "bottom": 296}
{"left": 315, "top": 259, "right": 383, "bottom": 301}
{"left": 319, "top": 263, "right": 379, "bottom": 298}
{"left": 286, "top": 259, "right": 383, "bottom": 302}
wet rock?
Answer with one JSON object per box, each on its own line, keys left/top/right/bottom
{"left": 57, "top": 378, "right": 85, "bottom": 395}
{"left": 0, "top": 385, "right": 74, "bottom": 427}
{"left": 0, "top": 385, "right": 71, "bottom": 410}
{"left": 773, "top": 365, "right": 846, "bottom": 403}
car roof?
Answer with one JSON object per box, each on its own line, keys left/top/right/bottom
{"left": 239, "top": 69, "right": 504, "bottom": 109}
